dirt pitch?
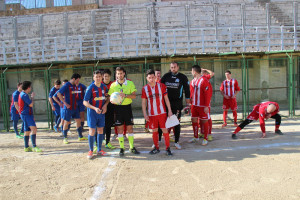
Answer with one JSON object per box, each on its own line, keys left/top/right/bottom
{"left": 1, "top": 119, "right": 300, "bottom": 200}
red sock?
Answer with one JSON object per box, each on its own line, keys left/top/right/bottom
{"left": 153, "top": 132, "right": 159, "bottom": 149}
{"left": 223, "top": 110, "right": 228, "bottom": 124}
{"left": 114, "top": 126, "right": 118, "bottom": 134}
{"left": 201, "top": 121, "right": 209, "bottom": 140}
{"left": 123, "top": 124, "right": 127, "bottom": 135}
{"left": 233, "top": 110, "right": 237, "bottom": 123}
{"left": 163, "top": 133, "right": 170, "bottom": 149}
{"left": 192, "top": 122, "right": 199, "bottom": 138}
{"left": 234, "top": 126, "right": 241, "bottom": 134}
{"left": 208, "top": 118, "right": 212, "bottom": 134}
{"left": 275, "top": 125, "right": 280, "bottom": 131}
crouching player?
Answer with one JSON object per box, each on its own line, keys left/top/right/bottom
{"left": 84, "top": 70, "right": 109, "bottom": 159}
{"left": 19, "top": 81, "right": 42, "bottom": 152}
{"left": 142, "top": 69, "right": 173, "bottom": 156}
{"left": 232, "top": 101, "right": 283, "bottom": 139}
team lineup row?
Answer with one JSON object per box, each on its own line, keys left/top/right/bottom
{"left": 10, "top": 62, "right": 283, "bottom": 158}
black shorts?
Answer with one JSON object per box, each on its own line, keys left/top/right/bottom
{"left": 169, "top": 100, "right": 182, "bottom": 120}
{"left": 105, "top": 103, "right": 115, "bottom": 127}
{"left": 114, "top": 104, "right": 134, "bottom": 126}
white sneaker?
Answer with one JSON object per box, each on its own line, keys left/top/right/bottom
{"left": 188, "top": 137, "right": 199, "bottom": 143}
{"left": 202, "top": 139, "right": 208, "bottom": 146}
{"left": 174, "top": 142, "right": 181, "bottom": 150}
{"left": 151, "top": 144, "right": 155, "bottom": 149}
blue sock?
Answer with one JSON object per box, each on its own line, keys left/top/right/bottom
{"left": 21, "top": 122, "right": 24, "bottom": 133}
{"left": 61, "top": 125, "right": 64, "bottom": 132}
{"left": 77, "top": 127, "right": 83, "bottom": 138}
{"left": 88, "top": 135, "right": 95, "bottom": 151}
{"left": 63, "top": 129, "right": 68, "bottom": 138}
{"left": 97, "top": 134, "right": 104, "bottom": 151}
{"left": 13, "top": 120, "right": 19, "bottom": 135}
{"left": 24, "top": 136, "right": 29, "bottom": 148}
{"left": 81, "top": 121, "right": 84, "bottom": 128}
{"left": 31, "top": 134, "right": 36, "bottom": 147}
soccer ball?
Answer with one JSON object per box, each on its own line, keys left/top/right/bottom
{"left": 110, "top": 92, "right": 124, "bottom": 105}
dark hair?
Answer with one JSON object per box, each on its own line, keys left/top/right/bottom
{"left": 192, "top": 65, "right": 201, "bottom": 74}
{"left": 154, "top": 69, "right": 161, "bottom": 72}
{"left": 93, "top": 70, "right": 103, "bottom": 75}
{"left": 116, "top": 67, "right": 125, "bottom": 73}
{"left": 55, "top": 80, "right": 61, "bottom": 85}
{"left": 63, "top": 79, "right": 68, "bottom": 83}
{"left": 71, "top": 73, "right": 81, "bottom": 80}
{"left": 171, "top": 62, "right": 178, "bottom": 66}
{"left": 146, "top": 69, "right": 155, "bottom": 76}
{"left": 103, "top": 69, "right": 111, "bottom": 76}
{"left": 22, "top": 81, "right": 32, "bottom": 91}
{"left": 17, "top": 82, "right": 22, "bottom": 87}
{"left": 225, "top": 70, "right": 231, "bottom": 74}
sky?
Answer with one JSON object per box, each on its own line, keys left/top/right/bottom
{"left": 5, "top": 0, "right": 73, "bottom": 9}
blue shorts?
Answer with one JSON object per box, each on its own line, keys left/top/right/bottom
{"left": 87, "top": 109, "right": 105, "bottom": 129}
{"left": 20, "top": 114, "right": 36, "bottom": 131}
{"left": 62, "top": 109, "right": 80, "bottom": 122}
{"left": 53, "top": 105, "right": 61, "bottom": 116}
{"left": 11, "top": 112, "right": 21, "bottom": 121}
{"left": 77, "top": 101, "right": 86, "bottom": 112}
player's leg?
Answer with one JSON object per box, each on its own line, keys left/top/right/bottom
{"left": 158, "top": 113, "right": 172, "bottom": 155}
{"left": 149, "top": 127, "right": 160, "bottom": 154}
{"left": 232, "top": 99, "right": 238, "bottom": 126}
{"left": 96, "top": 114, "right": 107, "bottom": 156}
{"left": 173, "top": 107, "right": 182, "bottom": 149}
{"left": 104, "top": 109, "right": 115, "bottom": 149}
{"left": 61, "top": 109, "right": 71, "bottom": 143}
{"left": 158, "top": 128, "right": 162, "bottom": 142}
{"left": 80, "top": 111, "right": 85, "bottom": 128}
{"left": 87, "top": 127, "right": 96, "bottom": 159}
{"left": 232, "top": 119, "right": 253, "bottom": 139}
{"left": 271, "top": 114, "right": 283, "bottom": 135}
{"left": 207, "top": 107, "right": 213, "bottom": 141}
{"left": 29, "top": 125, "right": 41, "bottom": 152}
{"left": 125, "top": 105, "right": 139, "bottom": 154}
{"left": 74, "top": 109, "right": 86, "bottom": 140}
{"left": 22, "top": 116, "right": 32, "bottom": 152}
{"left": 13, "top": 116, "right": 22, "bottom": 138}
{"left": 189, "top": 105, "right": 200, "bottom": 143}
{"left": 200, "top": 119, "right": 209, "bottom": 145}
{"left": 222, "top": 109, "right": 228, "bottom": 127}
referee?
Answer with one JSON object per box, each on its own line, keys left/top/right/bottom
{"left": 108, "top": 67, "right": 140, "bottom": 156}
{"left": 161, "top": 62, "right": 190, "bottom": 149}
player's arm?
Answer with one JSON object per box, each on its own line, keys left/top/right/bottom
{"left": 232, "top": 81, "right": 241, "bottom": 99}
{"left": 203, "top": 68, "right": 215, "bottom": 78}
{"left": 202, "top": 81, "right": 212, "bottom": 114}
{"left": 57, "top": 85, "right": 70, "bottom": 108}
{"left": 258, "top": 107, "right": 266, "bottom": 138}
{"left": 101, "top": 88, "right": 110, "bottom": 114}
{"left": 124, "top": 91, "right": 136, "bottom": 99}
{"left": 142, "top": 98, "right": 149, "bottom": 121}
{"left": 53, "top": 95, "right": 62, "bottom": 107}
{"left": 220, "top": 83, "right": 230, "bottom": 99}
{"left": 189, "top": 82, "right": 194, "bottom": 105}
{"left": 163, "top": 94, "right": 173, "bottom": 117}
{"left": 83, "top": 89, "right": 101, "bottom": 114}
{"left": 182, "top": 75, "right": 191, "bottom": 104}
{"left": 14, "top": 102, "right": 20, "bottom": 113}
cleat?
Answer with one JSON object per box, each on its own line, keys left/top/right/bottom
{"left": 166, "top": 147, "right": 173, "bottom": 156}
{"left": 105, "top": 142, "right": 116, "bottom": 149}
{"left": 24, "top": 147, "right": 32, "bottom": 152}
{"left": 275, "top": 129, "right": 283, "bottom": 135}
{"left": 232, "top": 134, "right": 238, "bottom": 139}
{"left": 63, "top": 138, "right": 69, "bottom": 144}
{"left": 222, "top": 123, "right": 227, "bottom": 128}
{"left": 78, "top": 137, "right": 88, "bottom": 141}
{"left": 199, "top": 134, "right": 204, "bottom": 138}
{"left": 208, "top": 135, "right": 213, "bottom": 141}
{"left": 97, "top": 150, "right": 108, "bottom": 156}
{"left": 19, "top": 131, "right": 24, "bottom": 136}
{"left": 149, "top": 147, "right": 160, "bottom": 154}
{"left": 33, "top": 147, "right": 42, "bottom": 152}
{"left": 174, "top": 142, "right": 181, "bottom": 150}
{"left": 16, "top": 135, "right": 23, "bottom": 139}
{"left": 53, "top": 126, "right": 58, "bottom": 132}
{"left": 87, "top": 150, "right": 93, "bottom": 159}
{"left": 202, "top": 139, "right": 208, "bottom": 146}
{"left": 119, "top": 148, "right": 125, "bottom": 156}
{"left": 112, "top": 134, "right": 118, "bottom": 141}
{"left": 233, "top": 123, "right": 239, "bottom": 127}
{"left": 93, "top": 146, "right": 98, "bottom": 154}
{"left": 188, "top": 137, "right": 199, "bottom": 143}
{"left": 130, "top": 147, "right": 140, "bottom": 154}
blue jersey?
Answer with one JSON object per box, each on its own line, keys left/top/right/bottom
{"left": 75, "top": 83, "right": 86, "bottom": 102}
{"left": 49, "top": 86, "right": 59, "bottom": 107}
{"left": 19, "top": 91, "right": 33, "bottom": 115}
{"left": 10, "top": 90, "right": 20, "bottom": 114}
{"left": 58, "top": 82, "right": 77, "bottom": 110}
{"left": 84, "top": 83, "right": 108, "bottom": 111}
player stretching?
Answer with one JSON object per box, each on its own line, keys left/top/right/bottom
{"left": 220, "top": 70, "right": 240, "bottom": 127}
{"left": 189, "top": 65, "right": 212, "bottom": 146}
{"left": 75, "top": 82, "right": 86, "bottom": 129}
{"left": 57, "top": 73, "right": 87, "bottom": 144}
{"left": 108, "top": 67, "right": 140, "bottom": 156}
{"left": 48, "top": 80, "right": 61, "bottom": 132}
{"left": 232, "top": 101, "right": 283, "bottom": 139}
{"left": 10, "top": 82, "right": 24, "bottom": 139}
{"left": 19, "top": 81, "right": 42, "bottom": 152}
{"left": 142, "top": 69, "right": 173, "bottom": 156}
{"left": 84, "top": 70, "right": 109, "bottom": 159}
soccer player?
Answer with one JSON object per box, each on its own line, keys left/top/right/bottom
{"left": 75, "top": 82, "right": 86, "bottom": 129}
{"left": 155, "top": 69, "right": 161, "bottom": 83}
{"left": 48, "top": 80, "right": 61, "bottom": 132}
{"left": 53, "top": 80, "right": 68, "bottom": 135}
{"left": 84, "top": 70, "right": 109, "bottom": 159}
{"left": 189, "top": 65, "right": 212, "bottom": 146}
{"left": 161, "top": 62, "right": 190, "bottom": 149}
{"left": 57, "top": 73, "right": 87, "bottom": 144}
{"left": 19, "top": 81, "right": 42, "bottom": 152}
{"left": 220, "top": 70, "right": 240, "bottom": 127}
{"left": 232, "top": 101, "right": 283, "bottom": 139}
{"left": 142, "top": 69, "right": 173, "bottom": 156}
{"left": 108, "top": 67, "right": 140, "bottom": 156}
{"left": 10, "top": 82, "right": 24, "bottom": 139}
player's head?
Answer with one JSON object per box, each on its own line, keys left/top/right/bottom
{"left": 103, "top": 69, "right": 111, "bottom": 84}
{"left": 202, "top": 69, "right": 209, "bottom": 75}
{"left": 54, "top": 80, "right": 61, "bottom": 89}
{"left": 93, "top": 70, "right": 103, "bottom": 84}
{"left": 225, "top": 70, "right": 232, "bottom": 80}
{"left": 146, "top": 69, "right": 156, "bottom": 84}
{"left": 71, "top": 73, "right": 81, "bottom": 85}
{"left": 22, "top": 81, "right": 32, "bottom": 93}
{"left": 62, "top": 79, "right": 68, "bottom": 86}
{"left": 17, "top": 82, "right": 23, "bottom": 91}
{"left": 116, "top": 67, "right": 126, "bottom": 81}
{"left": 155, "top": 69, "right": 161, "bottom": 80}
{"left": 170, "top": 62, "right": 179, "bottom": 74}
{"left": 266, "top": 103, "right": 276, "bottom": 116}
{"left": 192, "top": 65, "right": 201, "bottom": 77}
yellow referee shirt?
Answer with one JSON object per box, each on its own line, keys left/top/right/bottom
{"left": 108, "top": 79, "right": 137, "bottom": 105}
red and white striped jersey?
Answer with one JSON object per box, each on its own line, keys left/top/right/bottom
{"left": 141, "top": 82, "right": 168, "bottom": 116}
{"left": 220, "top": 79, "right": 240, "bottom": 97}
{"left": 190, "top": 76, "right": 212, "bottom": 107}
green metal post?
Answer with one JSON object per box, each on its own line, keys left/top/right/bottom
{"left": 47, "top": 64, "right": 53, "bottom": 129}
{"left": 286, "top": 53, "right": 293, "bottom": 118}
{"left": 3, "top": 73, "right": 9, "bottom": 131}
{"left": 0, "top": 73, "right": 6, "bottom": 131}
{"left": 241, "top": 54, "right": 247, "bottom": 119}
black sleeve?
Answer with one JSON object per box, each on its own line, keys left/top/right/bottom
{"left": 182, "top": 74, "right": 190, "bottom": 99}
{"left": 160, "top": 73, "right": 167, "bottom": 84}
